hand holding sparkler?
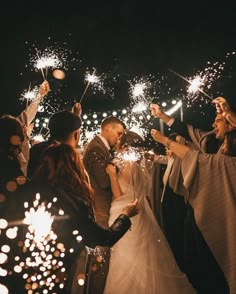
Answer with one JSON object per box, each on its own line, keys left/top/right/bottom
{"left": 150, "top": 103, "right": 163, "bottom": 118}
{"left": 212, "top": 97, "right": 236, "bottom": 126}
{"left": 72, "top": 102, "right": 82, "bottom": 117}
{"left": 150, "top": 129, "right": 167, "bottom": 145}
{"left": 38, "top": 80, "right": 50, "bottom": 102}
{"left": 212, "top": 97, "right": 230, "bottom": 114}
{"left": 122, "top": 198, "right": 139, "bottom": 218}
{"left": 150, "top": 103, "right": 172, "bottom": 124}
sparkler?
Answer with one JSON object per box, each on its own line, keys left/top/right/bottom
{"left": 79, "top": 68, "right": 97, "bottom": 103}
{"left": 116, "top": 147, "right": 142, "bottom": 162}
{"left": 34, "top": 52, "right": 62, "bottom": 80}
{"left": 0, "top": 193, "right": 77, "bottom": 293}
{"left": 131, "top": 101, "right": 148, "bottom": 113}
{"left": 168, "top": 68, "right": 213, "bottom": 100}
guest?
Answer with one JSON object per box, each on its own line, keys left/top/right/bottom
{"left": 27, "top": 102, "right": 82, "bottom": 177}
{"left": 150, "top": 102, "right": 235, "bottom": 293}
{"left": 151, "top": 128, "right": 236, "bottom": 293}
{"left": 17, "top": 80, "right": 50, "bottom": 176}
{"left": 0, "top": 115, "right": 28, "bottom": 293}
{"left": 0, "top": 115, "right": 25, "bottom": 198}
{"left": 155, "top": 133, "right": 191, "bottom": 271}
{"left": 5, "top": 143, "right": 138, "bottom": 294}
{"left": 213, "top": 96, "right": 236, "bottom": 126}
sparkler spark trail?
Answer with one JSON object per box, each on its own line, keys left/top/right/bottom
{"left": 79, "top": 68, "right": 97, "bottom": 103}
{"left": 168, "top": 68, "right": 213, "bottom": 100}
{"left": 20, "top": 86, "right": 41, "bottom": 104}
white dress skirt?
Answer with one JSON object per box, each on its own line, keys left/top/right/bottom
{"left": 104, "top": 158, "right": 195, "bottom": 294}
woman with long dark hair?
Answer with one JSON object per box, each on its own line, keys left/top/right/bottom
{"left": 24, "top": 142, "right": 138, "bottom": 293}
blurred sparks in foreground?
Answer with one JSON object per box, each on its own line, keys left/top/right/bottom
{"left": 23, "top": 194, "right": 55, "bottom": 244}
{"left": 0, "top": 193, "right": 85, "bottom": 293}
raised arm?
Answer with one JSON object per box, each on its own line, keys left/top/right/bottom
{"left": 150, "top": 103, "right": 172, "bottom": 124}
{"left": 212, "top": 96, "right": 236, "bottom": 127}
{"left": 17, "top": 80, "right": 50, "bottom": 126}
{"left": 150, "top": 129, "right": 190, "bottom": 159}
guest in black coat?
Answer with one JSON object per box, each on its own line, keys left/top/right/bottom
{"left": 22, "top": 143, "right": 138, "bottom": 293}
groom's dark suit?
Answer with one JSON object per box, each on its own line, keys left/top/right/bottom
{"left": 83, "top": 135, "right": 113, "bottom": 227}
{"left": 83, "top": 135, "right": 114, "bottom": 294}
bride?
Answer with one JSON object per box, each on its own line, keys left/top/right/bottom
{"left": 103, "top": 131, "right": 195, "bottom": 294}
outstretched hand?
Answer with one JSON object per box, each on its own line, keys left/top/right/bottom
{"left": 212, "top": 97, "right": 230, "bottom": 114}
{"left": 122, "top": 198, "right": 139, "bottom": 218}
{"left": 150, "top": 103, "right": 163, "bottom": 118}
{"left": 72, "top": 102, "right": 82, "bottom": 116}
{"left": 38, "top": 80, "right": 50, "bottom": 101}
{"left": 150, "top": 129, "right": 166, "bottom": 144}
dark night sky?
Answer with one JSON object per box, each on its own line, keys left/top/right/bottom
{"left": 1, "top": 1, "right": 236, "bottom": 129}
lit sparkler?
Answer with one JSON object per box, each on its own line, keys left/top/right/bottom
{"left": 131, "top": 101, "right": 148, "bottom": 113}
{"left": 31, "top": 47, "right": 63, "bottom": 81}
{"left": 168, "top": 68, "right": 213, "bottom": 100}
{"left": 20, "top": 85, "right": 42, "bottom": 105}
{"left": 116, "top": 147, "right": 142, "bottom": 162}
{"left": 79, "top": 68, "right": 98, "bottom": 103}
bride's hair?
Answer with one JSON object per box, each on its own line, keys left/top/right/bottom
{"left": 120, "top": 130, "right": 145, "bottom": 148}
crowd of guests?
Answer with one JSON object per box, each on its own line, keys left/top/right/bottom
{"left": 0, "top": 80, "right": 236, "bottom": 294}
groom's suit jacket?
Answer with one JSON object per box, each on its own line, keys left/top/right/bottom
{"left": 83, "top": 135, "right": 113, "bottom": 228}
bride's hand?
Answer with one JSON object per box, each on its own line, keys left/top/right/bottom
{"left": 122, "top": 198, "right": 139, "bottom": 218}
{"left": 106, "top": 163, "right": 117, "bottom": 176}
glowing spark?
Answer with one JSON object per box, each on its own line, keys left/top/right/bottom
{"left": 133, "top": 83, "right": 146, "bottom": 97}
{"left": 85, "top": 71, "right": 99, "bottom": 84}
{"left": 117, "top": 147, "right": 142, "bottom": 162}
{"left": 35, "top": 55, "right": 62, "bottom": 71}
{"left": 33, "top": 49, "right": 63, "bottom": 80}
{"left": 79, "top": 68, "right": 97, "bottom": 103}
{"left": 132, "top": 101, "right": 148, "bottom": 113}
{"left": 188, "top": 76, "right": 204, "bottom": 93}
{"left": 168, "top": 68, "right": 213, "bottom": 100}
{"left": 24, "top": 202, "right": 54, "bottom": 244}
{"left": 20, "top": 86, "right": 39, "bottom": 102}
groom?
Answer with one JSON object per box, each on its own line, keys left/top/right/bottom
{"left": 83, "top": 115, "right": 125, "bottom": 294}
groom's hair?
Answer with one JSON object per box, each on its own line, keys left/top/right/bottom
{"left": 101, "top": 116, "right": 126, "bottom": 130}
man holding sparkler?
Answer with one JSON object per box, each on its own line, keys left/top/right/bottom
{"left": 27, "top": 102, "right": 82, "bottom": 177}
{"left": 150, "top": 127, "right": 236, "bottom": 294}
{"left": 150, "top": 102, "right": 235, "bottom": 293}
{"left": 17, "top": 80, "right": 50, "bottom": 176}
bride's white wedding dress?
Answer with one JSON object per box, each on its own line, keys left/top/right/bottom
{"left": 104, "top": 156, "right": 195, "bottom": 294}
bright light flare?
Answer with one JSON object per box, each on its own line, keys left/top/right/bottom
{"left": 24, "top": 200, "right": 54, "bottom": 244}
{"left": 116, "top": 147, "right": 142, "bottom": 162}
{"left": 188, "top": 76, "right": 205, "bottom": 94}
{"left": 20, "top": 87, "right": 39, "bottom": 102}
{"left": 132, "top": 101, "right": 148, "bottom": 113}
